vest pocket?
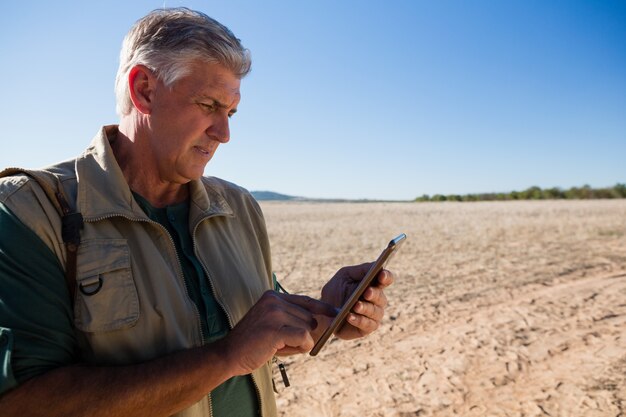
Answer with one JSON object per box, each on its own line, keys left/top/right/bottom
{"left": 74, "top": 239, "right": 139, "bottom": 332}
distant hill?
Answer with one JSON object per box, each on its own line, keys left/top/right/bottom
{"left": 251, "top": 191, "right": 407, "bottom": 203}
{"left": 251, "top": 191, "right": 300, "bottom": 201}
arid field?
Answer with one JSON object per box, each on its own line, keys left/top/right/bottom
{"left": 259, "top": 200, "right": 626, "bottom": 417}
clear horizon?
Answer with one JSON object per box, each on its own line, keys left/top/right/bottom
{"left": 1, "top": 1, "right": 624, "bottom": 200}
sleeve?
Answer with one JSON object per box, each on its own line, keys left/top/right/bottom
{"left": 0, "top": 203, "right": 76, "bottom": 394}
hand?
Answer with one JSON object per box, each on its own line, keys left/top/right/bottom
{"left": 320, "top": 263, "right": 394, "bottom": 340}
{"left": 217, "top": 290, "right": 337, "bottom": 376}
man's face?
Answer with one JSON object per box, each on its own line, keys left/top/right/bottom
{"left": 147, "top": 61, "right": 241, "bottom": 184}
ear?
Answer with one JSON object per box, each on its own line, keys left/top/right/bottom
{"left": 128, "top": 65, "right": 157, "bottom": 114}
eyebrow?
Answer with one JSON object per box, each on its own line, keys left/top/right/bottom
{"left": 197, "top": 95, "right": 231, "bottom": 108}
{"left": 197, "top": 94, "right": 238, "bottom": 114}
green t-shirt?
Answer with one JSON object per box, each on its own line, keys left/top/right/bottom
{"left": 0, "top": 196, "right": 258, "bottom": 416}
{"left": 132, "top": 193, "right": 258, "bottom": 416}
{"left": 0, "top": 204, "right": 75, "bottom": 392}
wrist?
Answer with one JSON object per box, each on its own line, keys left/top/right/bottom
{"left": 209, "top": 336, "right": 244, "bottom": 380}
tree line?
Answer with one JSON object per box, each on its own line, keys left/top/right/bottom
{"left": 415, "top": 184, "right": 626, "bottom": 202}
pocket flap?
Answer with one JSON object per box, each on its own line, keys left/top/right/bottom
{"left": 74, "top": 239, "right": 139, "bottom": 333}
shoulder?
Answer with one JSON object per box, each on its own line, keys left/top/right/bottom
{"left": 0, "top": 173, "right": 30, "bottom": 204}
{"left": 0, "top": 170, "right": 61, "bottom": 252}
{"left": 0, "top": 159, "right": 77, "bottom": 205}
{"left": 0, "top": 160, "right": 77, "bottom": 261}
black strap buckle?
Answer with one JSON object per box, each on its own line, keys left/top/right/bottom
{"left": 62, "top": 212, "right": 84, "bottom": 246}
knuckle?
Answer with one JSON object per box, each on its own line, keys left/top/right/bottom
{"left": 290, "top": 326, "right": 310, "bottom": 343}
{"left": 361, "top": 317, "right": 377, "bottom": 332}
{"left": 261, "top": 290, "right": 278, "bottom": 301}
{"left": 370, "top": 320, "right": 380, "bottom": 332}
{"left": 367, "top": 303, "right": 377, "bottom": 317}
{"left": 380, "top": 294, "right": 388, "bottom": 308}
{"left": 359, "top": 304, "right": 369, "bottom": 316}
{"left": 337, "top": 266, "right": 351, "bottom": 276}
{"left": 263, "top": 303, "right": 286, "bottom": 322}
{"left": 268, "top": 303, "right": 285, "bottom": 316}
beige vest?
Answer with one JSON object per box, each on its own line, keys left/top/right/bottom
{"left": 0, "top": 126, "right": 277, "bottom": 417}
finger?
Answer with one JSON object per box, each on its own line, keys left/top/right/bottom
{"left": 346, "top": 312, "right": 380, "bottom": 335}
{"left": 374, "top": 269, "right": 394, "bottom": 288}
{"left": 279, "top": 292, "right": 338, "bottom": 318}
{"left": 352, "top": 300, "right": 384, "bottom": 322}
{"left": 362, "top": 286, "right": 388, "bottom": 308}
{"left": 338, "top": 262, "right": 375, "bottom": 282}
{"left": 278, "top": 325, "right": 315, "bottom": 352}
{"left": 257, "top": 291, "right": 318, "bottom": 329}
{"left": 276, "top": 346, "right": 306, "bottom": 356}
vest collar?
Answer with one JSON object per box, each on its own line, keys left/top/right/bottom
{"left": 75, "top": 125, "right": 233, "bottom": 221}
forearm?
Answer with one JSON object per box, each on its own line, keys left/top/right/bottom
{"left": 0, "top": 342, "right": 234, "bottom": 417}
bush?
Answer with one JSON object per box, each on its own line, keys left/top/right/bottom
{"left": 414, "top": 183, "right": 626, "bottom": 202}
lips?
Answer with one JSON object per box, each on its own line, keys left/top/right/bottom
{"left": 194, "top": 145, "right": 211, "bottom": 156}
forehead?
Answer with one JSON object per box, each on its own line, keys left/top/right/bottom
{"left": 177, "top": 61, "right": 241, "bottom": 104}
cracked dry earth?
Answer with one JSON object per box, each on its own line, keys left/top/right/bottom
{"left": 260, "top": 200, "right": 626, "bottom": 417}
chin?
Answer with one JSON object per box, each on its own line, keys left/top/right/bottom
{"left": 189, "top": 167, "right": 209, "bottom": 181}
{"left": 183, "top": 172, "right": 205, "bottom": 182}
{"left": 179, "top": 162, "right": 210, "bottom": 182}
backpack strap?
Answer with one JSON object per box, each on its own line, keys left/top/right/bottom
{"left": 0, "top": 168, "right": 83, "bottom": 302}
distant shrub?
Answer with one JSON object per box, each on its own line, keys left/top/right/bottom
{"left": 611, "top": 183, "right": 626, "bottom": 198}
{"left": 415, "top": 183, "right": 626, "bottom": 202}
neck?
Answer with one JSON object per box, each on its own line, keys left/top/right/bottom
{"left": 113, "top": 119, "right": 189, "bottom": 208}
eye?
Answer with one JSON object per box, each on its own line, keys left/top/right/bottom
{"left": 199, "top": 102, "right": 216, "bottom": 112}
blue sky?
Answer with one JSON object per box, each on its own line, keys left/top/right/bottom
{"left": 1, "top": 1, "right": 624, "bottom": 200}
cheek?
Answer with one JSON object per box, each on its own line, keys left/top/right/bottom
{"left": 177, "top": 115, "right": 210, "bottom": 137}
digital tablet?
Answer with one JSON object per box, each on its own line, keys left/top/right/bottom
{"left": 310, "top": 233, "right": 406, "bottom": 356}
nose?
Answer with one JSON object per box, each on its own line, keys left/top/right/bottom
{"left": 207, "top": 113, "right": 230, "bottom": 144}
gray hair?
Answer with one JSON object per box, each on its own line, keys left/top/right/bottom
{"left": 115, "top": 7, "right": 251, "bottom": 116}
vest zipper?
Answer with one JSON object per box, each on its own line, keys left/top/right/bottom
{"left": 88, "top": 213, "right": 212, "bottom": 414}
{"left": 88, "top": 212, "right": 259, "bottom": 417}
{"left": 85, "top": 214, "right": 205, "bottom": 344}
{"left": 191, "top": 220, "right": 265, "bottom": 417}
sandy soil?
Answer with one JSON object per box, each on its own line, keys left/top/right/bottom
{"left": 259, "top": 200, "right": 626, "bottom": 417}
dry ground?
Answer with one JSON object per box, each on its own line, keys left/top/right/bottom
{"left": 260, "top": 200, "right": 626, "bottom": 417}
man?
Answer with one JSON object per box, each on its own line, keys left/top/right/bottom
{"left": 0, "top": 8, "right": 393, "bottom": 417}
